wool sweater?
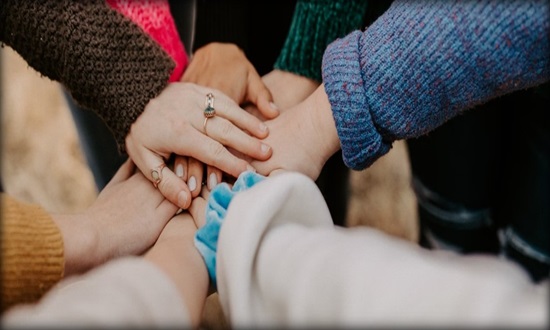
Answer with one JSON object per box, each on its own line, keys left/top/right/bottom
{"left": 322, "top": 0, "right": 550, "bottom": 170}
{"left": 1, "top": 194, "right": 64, "bottom": 313}
{"left": 274, "top": 0, "right": 369, "bottom": 82}
{"left": 0, "top": 0, "right": 177, "bottom": 153}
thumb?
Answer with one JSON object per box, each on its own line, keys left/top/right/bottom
{"left": 105, "top": 158, "right": 135, "bottom": 187}
{"left": 246, "top": 71, "right": 279, "bottom": 119}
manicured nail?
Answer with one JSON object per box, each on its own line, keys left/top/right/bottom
{"left": 188, "top": 176, "right": 197, "bottom": 192}
{"left": 176, "top": 164, "right": 184, "bottom": 178}
{"left": 208, "top": 173, "right": 218, "bottom": 190}
{"left": 178, "top": 191, "right": 188, "bottom": 209}
{"left": 269, "top": 102, "right": 279, "bottom": 111}
{"left": 259, "top": 122, "right": 268, "bottom": 133}
{"left": 261, "top": 143, "right": 270, "bottom": 154}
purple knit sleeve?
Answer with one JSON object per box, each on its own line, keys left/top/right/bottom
{"left": 322, "top": 0, "right": 550, "bottom": 170}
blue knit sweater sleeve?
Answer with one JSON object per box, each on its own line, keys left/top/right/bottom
{"left": 322, "top": 0, "right": 550, "bottom": 170}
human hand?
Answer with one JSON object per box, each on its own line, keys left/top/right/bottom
{"left": 244, "top": 69, "right": 319, "bottom": 120}
{"left": 182, "top": 42, "right": 279, "bottom": 119}
{"left": 262, "top": 69, "right": 320, "bottom": 111}
{"left": 180, "top": 43, "right": 280, "bottom": 193}
{"left": 250, "top": 85, "right": 341, "bottom": 180}
{"left": 54, "top": 159, "right": 179, "bottom": 275}
{"left": 125, "top": 82, "right": 272, "bottom": 210}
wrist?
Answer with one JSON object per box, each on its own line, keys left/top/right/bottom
{"left": 51, "top": 213, "right": 101, "bottom": 276}
{"left": 307, "top": 84, "right": 340, "bottom": 164}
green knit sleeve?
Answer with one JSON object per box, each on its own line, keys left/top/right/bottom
{"left": 274, "top": 0, "right": 369, "bottom": 82}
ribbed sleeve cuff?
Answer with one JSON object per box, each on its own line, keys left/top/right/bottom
{"left": 1, "top": 195, "right": 64, "bottom": 312}
{"left": 322, "top": 31, "right": 391, "bottom": 170}
{"left": 274, "top": 0, "right": 368, "bottom": 82}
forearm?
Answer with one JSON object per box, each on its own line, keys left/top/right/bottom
{"left": 274, "top": 0, "right": 369, "bottom": 82}
{"left": 0, "top": 0, "right": 174, "bottom": 152}
{"left": 144, "top": 219, "right": 209, "bottom": 328}
{"left": 49, "top": 213, "right": 100, "bottom": 277}
{"left": 217, "top": 173, "right": 547, "bottom": 328}
{"left": 323, "top": 0, "right": 550, "bottom": 170}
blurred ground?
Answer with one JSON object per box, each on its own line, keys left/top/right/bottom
{"left": 1, "top": 47, "right": 418, "bottom": 327}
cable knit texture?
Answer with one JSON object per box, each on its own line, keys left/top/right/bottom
{"left": 275, "top": 0, "right": 369, "bottom": 82}
{"left": 106, "top": 0, "right": 188, "bottom": 82}
{"left": 322, "top": 0, "right": 550, "bottom": 170}
{"left": 0, "top": 0, "right": 174, "bottom": 153}
{"left": 1, "top": 194, "right": 64, "bottom": 313}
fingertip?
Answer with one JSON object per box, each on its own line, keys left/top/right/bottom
{"left": 257, "top": 97, "right": 279, "bottom": 119}
{"left": 178, "top": 190, "right": 192, "bottom": 210}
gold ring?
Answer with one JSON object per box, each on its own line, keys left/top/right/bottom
{"left": 151, "top": 163, "right": 166, "bottom": 188}
{"left": 203, "top": 117, "right": 210, "bottom": 135}
{"left": 204, "top": 93, "right": 216, "bottom": 118}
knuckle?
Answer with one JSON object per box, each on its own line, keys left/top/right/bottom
{"left": 209, "top": 141, "right": 227, "bottom": 164}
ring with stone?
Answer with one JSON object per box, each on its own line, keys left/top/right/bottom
{"left": 204, "top": 93, "right": 216, "bottom": 118}
{"left": 151, "top": 163, "right": 166, "bottom": 188}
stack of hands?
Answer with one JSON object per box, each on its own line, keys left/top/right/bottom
{"left": 58, "top": 42, "right": 338, "bottom": 286}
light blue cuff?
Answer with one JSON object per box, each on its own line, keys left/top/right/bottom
{"left": 194, "top": 171, "right": 265, "bottom": 287}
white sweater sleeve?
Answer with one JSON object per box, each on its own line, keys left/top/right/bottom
{"left": 2, "top": 257, "right": 191, "bottom": 328}
{"left": 216, "top": 172, "right": 548, "bottom": 328}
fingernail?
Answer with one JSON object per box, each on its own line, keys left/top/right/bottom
{"left": 178, "top": 191, "right": 188, "bottom": 209}
{"left": 246, "top": 165, "right": 257, "bottom": 173}
{"left": 261, "top": 143, "right": 270, "bottom": 154}
{"left": 208, "top": 173, "right": 218, "bottom": 190}
{"left": 269, "top": 102, "right": 279, "bottom": 111}
{"left": 188, "top": 176, "right": 197, "bottom": 192}
{"left": 259, "top": 122, "right": 268, "bottom": 133}
{"left": 176, "top": 164, "right": 184, "bottom": 178}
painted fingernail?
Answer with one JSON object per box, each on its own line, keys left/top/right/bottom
{"left": 208, "top": 173, "right": 218, "bottom": 190}
{"left": 176, "top": 164, "right": 184, "bottom": 178}
{"left": 178, "top": 191, "right": 188, "bottom": 209}
{"left": 261, "top": 143, "right": 270, "bottom": 154}
{"left": 188, "top": 176, "right": 197, "bottom": 192}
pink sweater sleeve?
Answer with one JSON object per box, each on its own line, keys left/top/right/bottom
{"left": 106, "top": 0, "right": 188, "bottom": 82}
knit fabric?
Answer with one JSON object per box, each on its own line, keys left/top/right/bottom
{"left": 195, "top": 171, "right": 265, "bottom": 287}
{"left": 0, "top": 0, "right": 174, "bottom": 153}
{"left": 322, "top": 0, "right": 550, "bottom": 170}
{"left": 106, "top": 0, "right": 188, "bottom": 82}
{"left": 274, "top": 0, "right": 369, "bottom": 82}
{"left": 1, "top": 194, "right": 64, "bottom": 313}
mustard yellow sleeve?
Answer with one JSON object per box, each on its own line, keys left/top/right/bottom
{"left": 1, "top": 194, "right": 64, "bottom": 312}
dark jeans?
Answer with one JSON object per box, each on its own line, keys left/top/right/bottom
{"left": 408, "top": 86, "right": 550, "bottom": 282}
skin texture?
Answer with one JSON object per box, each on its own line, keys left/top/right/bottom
{"left": 51, "top": 159, "right": 179, "bottom": 276}
{"left": 176, "top": 42, "right": 280, "bottom": 195}
{"left": 250, "top": 84, "right": 340, "bottom": 180}
{"left": 144, "top": 194, "right": 209, "bottom": 328}
{"left": 125, "top": 82, "right": 272, "bottom": 210}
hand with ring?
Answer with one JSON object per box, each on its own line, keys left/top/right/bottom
{"left": 125, "top": 82, "right": 273, "bottom": 210}
{"left": 179, "top": 42, "right": 281, "bottom": 194}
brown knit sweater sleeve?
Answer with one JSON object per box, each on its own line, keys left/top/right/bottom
{"left": 0, "top": 0, "right": 174, "bottom": 153}
{"left": 1, "top": 194, "right": 64, "bottom": 313}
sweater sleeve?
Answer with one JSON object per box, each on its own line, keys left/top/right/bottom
{"left": 0, "top": 0, "right": 175, "bottom": 153}
{"left": 322, "top": 0, "right": 550, "bottom": 170}
{"left": 217, "top": 172, "right": 547, "bottom": 328}
{"left": 1, "top": 194, "right": 64, "bottom": 313}
{"left": 274, "top": 0, "right": 369, "bottom": 82}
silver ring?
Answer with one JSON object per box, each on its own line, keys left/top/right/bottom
{"left": 204, "top": 93, "right": 216, "bottom": 118}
